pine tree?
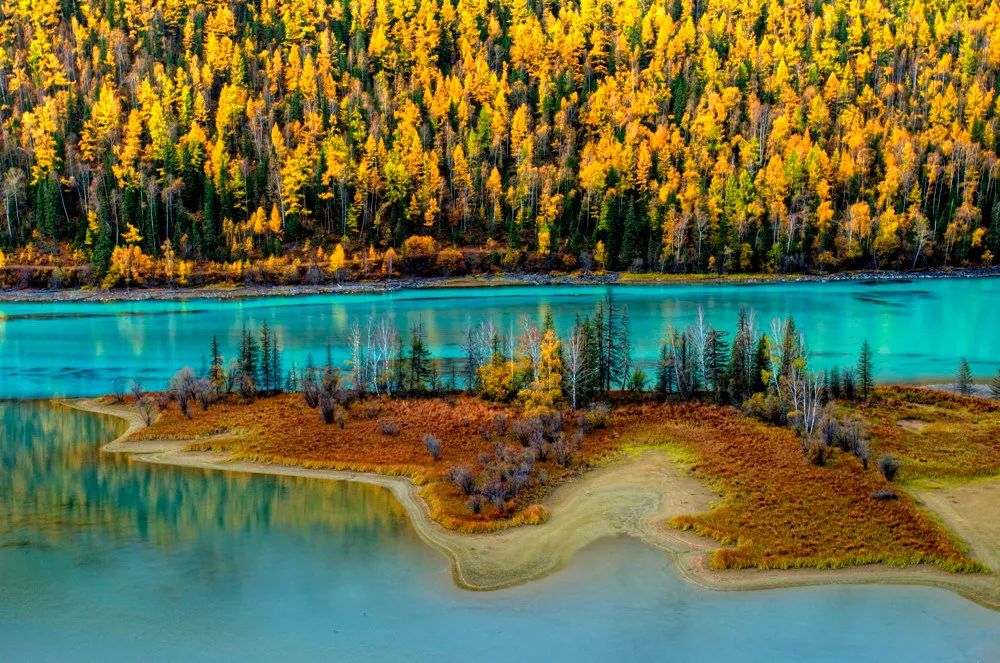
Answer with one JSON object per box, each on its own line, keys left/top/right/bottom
{"left": 271, "top": 334, "right": 281, "bottom": 392}
{"left": 751, "top": 335, "right": 769, "bottom": 394}
{"left": 614, "top": 305, "right": 632, "bottom": 389}
{"left": 656, "top": 342, "right": 673, "bottom": 397}
{"left": 857, "top": 339, "right": 874, "bottom": 400}
{"left": 209, "top": 335, "right": 224, "bottom": 392}
{"left": 704, "top": 329, "right": 730, "bottom": 400}
{"left": 259, "top": 322, "right": 272, "bottom": 391}
{"left": 239, "top": 328, "right": 259, "bottom": 397}
{"left": 408, "top": 325, "right": 433, "bottom": 392}
{"left": 955, "top": 358, "right": 974, "bottom": 396}
{"left": 990, "top": 368, "right": 1000, "bottom": 399}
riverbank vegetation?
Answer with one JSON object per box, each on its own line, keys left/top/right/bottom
{"left": 117, "top": 295, "right": 998, "bottom": 568}
{"left": 4, "top": 0, "right": 1000, "bottom": 291}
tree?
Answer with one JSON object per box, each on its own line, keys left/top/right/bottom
{"left": 209, "top": 335, "right": 225, "bottom": 392}
{"left": 407, "top": 325, "right": 433, "bottom": 392}
{"left": 520, "top": 328, "right": 563, "bottom": 411}
{"left": 106, "top": 224, "right": 152, "bottom": 290}
{"left": 992, "top": 369, "right": 1000, "bottom": 399}
{"left": 955, "top": 359, "right": 974, "bottom": 396}
{"left": 260, "top": 322, "right": 272, "bottom": 391}
{"left": 563, "top": 325, "right": 590, "bottom": 409}
{"left": 857, "top": 340, "right": 874, "bottom": 400}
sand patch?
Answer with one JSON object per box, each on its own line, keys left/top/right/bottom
{"left": 898, "top": 419, "right": 929, "bottom": 433}
{"left": 916, "top": 480, "right": 1000, "bottom": 572}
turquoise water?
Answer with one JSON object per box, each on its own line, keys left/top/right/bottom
{"left": 2, "top": 278, "right": 999, "bottom": 398}
{"left": 1, "top": 401, "right": 999, "bottom": 662}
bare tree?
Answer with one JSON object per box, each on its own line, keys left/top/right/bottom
{"left": 564, "top": 325, "right": 589, "bottom": 410}
{"left": 170, "top": 367, "right": 197, "bottom": 418}
{"left": 135, "top": 395, "right": 157, "bottom": 426}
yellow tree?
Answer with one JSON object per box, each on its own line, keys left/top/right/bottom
{"left": 519, "top": 328, "right": 564, "bottom": 412}
{"left": 107, "top": 224, "right": 152, "bottom": 290}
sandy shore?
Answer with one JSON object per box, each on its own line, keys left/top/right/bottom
{"left": 4, "top": 266, "right": 999, "bottom": 302}
{"left": 67, "top": 399, "right": 1000, "bottom": 609}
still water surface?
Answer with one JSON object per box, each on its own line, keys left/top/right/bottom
{"left": 1, "top": 401, "right": 999, "bottom": 661}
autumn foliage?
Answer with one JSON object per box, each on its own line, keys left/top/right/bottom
{"left": 653, "top": 402, "right": 982, "bottom": 572}
{"left": 3, "top": 0, "right": 1000, "bottom": 288}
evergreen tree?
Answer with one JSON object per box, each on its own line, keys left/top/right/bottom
{"left": 857, "top": 339, "right": 874, "bottom": 400}
{"left": 829, "top": 367, "right": 841, "bottom": 399}
{"left": 990, "top": 368, "right": 1000, "bottom": 399}
{"left": 614, "top": 304, "right": 632, "bottom": 389}
{"left": 271, "top": 334, "right": 281, "bottom": 392}
{"left": 841, "top": 368, "right": 856, "bottom": 400}
{"left": 751, "top": 334, "right": 769, "bottom": 394}
{"left": 704, "top": 329, "right": 730, "bottom": 400}
{"left": 259, "top": 322, "right": 272, "bottom": 391}
{"left": 239, "top": 328, "right": 259, "bottom": 397}
{"left": 209, "top": 335, "right": 224, "bottom": 392}
{"left": 656, "top": 342, "right": 673, "bottom": 397}
{"left": 408, "top": 325, "right": 433, "bottom": 392}
{"left": 955, "top": 358, "right": 974, "bottom": 396}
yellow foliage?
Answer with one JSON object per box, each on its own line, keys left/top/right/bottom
{"left": 402, "top": 235, "right": 436, "bottom": 256}
{"left": 519, "top": 328, "right": 564, "bottom": 411}
{"left": 328, "top": 243, "right": 346, "bottom": 272}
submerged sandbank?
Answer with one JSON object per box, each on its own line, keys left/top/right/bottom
{"left": 67, "top": 399, "right": 1000, "bottom": 609}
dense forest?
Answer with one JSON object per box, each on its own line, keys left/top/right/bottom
{"left": 2, "top": 0, "right": 1000, "bottom": 284}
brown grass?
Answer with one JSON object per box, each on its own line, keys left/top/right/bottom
{"left": 132, "top": 392, "right": 986, "bottom": 573}
{"left": 848, "top": 386, "right": 1000, "bottom": 480}
{"left": 614, "top": 402, "right": 982, "bottom": 573}
{"left": 134, "top": 393, "right": 626, "bottom": 532}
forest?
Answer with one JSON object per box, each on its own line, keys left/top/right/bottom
{"left": 2, "top": 0, "right": 1000, "bottom": 285}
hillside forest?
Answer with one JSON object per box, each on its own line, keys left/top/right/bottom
{"left": 2, "top": 0, "right": 1000, "bottom": 285}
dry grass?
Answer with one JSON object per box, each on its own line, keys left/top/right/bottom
{"left": 132, "top": 392, "right": 987, "bottom": 572}
{"left": 848, "top": 386, "right": 1000, "bottom": 481}
{"left": 134, "top": 393, "right": 625, "bottom": 531}
{"left": 614, "top": 402, "right": 982, "bottom": 573}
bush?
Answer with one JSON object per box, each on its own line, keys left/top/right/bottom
{"left": 402, "top": 235, "right": 437, "bottom": 256}
{"left": 878, "top": 454, "right": 901, "bottom": 482}
{"left": 435, "top": 247, "right": 465, "bottom": 275}
{"left": 319, "top": 392, "right": 335, "bottom": 424}
{"left": 467, "top": 494, "right": 485, "bottom": 515}
{"left": 803, "top": 438, "right": 828, "bottom": 466}
{"left": 377, "top": 418, "right": 401, "bottom": 436}
{"left": 743, "top": 392, "right": 785, "bottom": 425}
{"left": 512, "top": 416, "right": 544, "bottom": 447}
{"left": 423, "top": 434, "right": 442, "bottom": 461}
{"left": 333, "top": 406, "right": 346, "bottom": 429}
{"left": 448, "top": 465, "right": 476, "bottom": 495}
{"left": 578, "top": 402, "right": 610, "bottom": 433}
{"left": 537, "top": 410, "right": 563, "bottom": 440}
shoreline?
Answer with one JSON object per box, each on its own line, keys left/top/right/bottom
{"left": 66, "top": 398, "right": 1000, "bottom": 610}
{"left": 4, "top": 266, "right": 1000, "bottom": 303}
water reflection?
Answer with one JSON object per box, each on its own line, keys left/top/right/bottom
{"left": 0, "top": 401, "right": 415, "bottom": 553}
{"left": 3, "top": 279, "right": 1000, "bottom": 397}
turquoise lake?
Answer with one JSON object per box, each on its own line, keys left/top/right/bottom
{"left": 1, "top": 400, "right": 999, "bottom": 661}
{"left": 2, "top": 277, "right": 1000, "bottom": 399}
{"left": 2, "top": 278, "right": 1000, "bottom": 660}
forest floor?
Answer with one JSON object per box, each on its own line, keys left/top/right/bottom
{"left": 3, "top": 266, "right": 1000, "bottom": 302}
{"left": 67, "top": 387, "right": 1000, "bottom": 609}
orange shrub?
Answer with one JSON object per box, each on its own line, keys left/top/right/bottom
{"left": 435, "top": 247, "right": 465, "bottom": 275}
{"left": 402, "top": 235, "right": 437, "bottom": 256}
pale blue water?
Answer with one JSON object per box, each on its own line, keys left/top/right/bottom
{"left": 1, "top": 401, "right": 998, "bottom": 662}
{"left": 2, "top": 278, "right": 999, "bottom": 398}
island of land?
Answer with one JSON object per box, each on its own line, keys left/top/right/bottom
{"left": 69, "top": 384, "right": 1000, "bottom": 609}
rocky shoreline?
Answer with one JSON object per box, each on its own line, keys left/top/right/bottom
{"left": 1, "top": 266, "right": 998, "bottom": 303}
